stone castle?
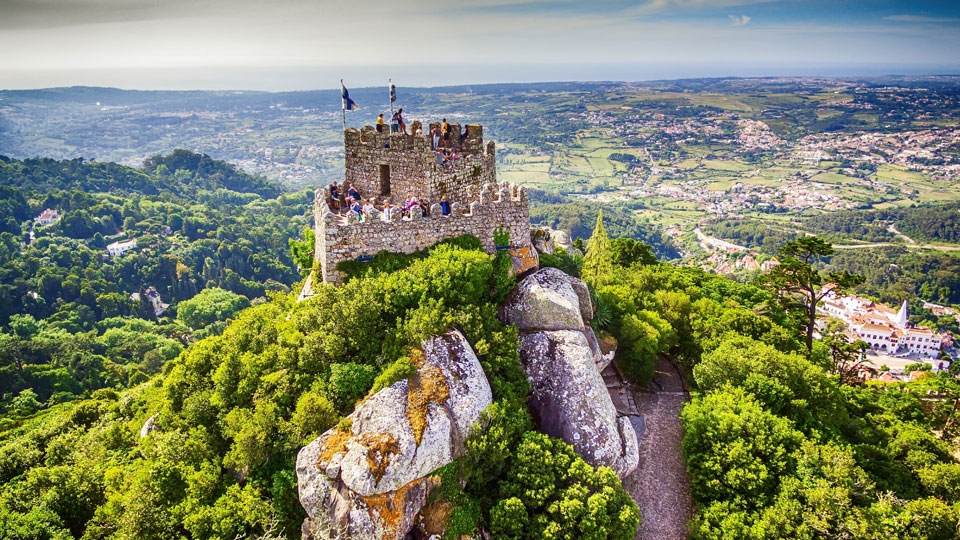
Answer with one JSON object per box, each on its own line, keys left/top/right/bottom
{"left": 310, "top": 120, "right": 536, "bottom": 287}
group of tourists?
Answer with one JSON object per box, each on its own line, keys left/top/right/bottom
{"left": 376, "top": 109, "right": 407, "bottom": 135}
{"left": 436, "top": 148, "right": 464, "bottom": 167}
{"left": 328, "top": 181, "right": 451, "bottom": 222}
{"left": 372, "top": 113, "right": 470, "bottom": 155}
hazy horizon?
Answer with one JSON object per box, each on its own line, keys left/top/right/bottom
{"left": 4, "top": 62, "right": 960, "bottom": 93}
{"left": 3, "top": 0, "right": 959, "bottom": 92}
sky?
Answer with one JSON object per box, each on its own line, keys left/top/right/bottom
{"left": 1, "top": 0, "right": 959, "bottom": 90}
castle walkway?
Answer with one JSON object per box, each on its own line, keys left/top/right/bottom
{"left": 604, "top": 356, "right": 694, "bottom": 540}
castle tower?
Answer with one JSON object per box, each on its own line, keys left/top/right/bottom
{"left": 307, "top": 121, "right": 536, "bottom": 288}
{"left": 342, "top": 122, "right": 495, "bottom": 204}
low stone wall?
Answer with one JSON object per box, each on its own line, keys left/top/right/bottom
{"left": 343, "top": 123, "right": 496, "bottom": 204}
{"left": 315, "top": 183, "right": 531, "bottom": 286}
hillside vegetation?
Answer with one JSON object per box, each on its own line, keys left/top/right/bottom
{"left": 0, "top": 153, "right": 308, "bottom": 412}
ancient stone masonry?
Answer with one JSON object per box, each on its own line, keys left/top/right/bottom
{"left": 316, "top": 182, "right": 531, "bottom": 286}
{"left": 311, "top": 121, "right": 533, "bottom": 287}
{"left": 342, "top": 122, "right": 495, "bottom": 203}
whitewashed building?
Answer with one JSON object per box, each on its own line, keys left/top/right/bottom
{"left": 35, "top": 209, "right": 60, "bottom": 227}
{"left": 107, "top": 238, "right": 137, "bottom": 257}
{"left": 818, "top": 294, "right": 944, "bottom": 359}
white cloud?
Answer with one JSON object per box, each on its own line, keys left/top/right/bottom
{"left": 729, "top": 14, "right": 751, "bottom": 26}
{"left": 883, "top": 14, "right": 960, "bottom": 24}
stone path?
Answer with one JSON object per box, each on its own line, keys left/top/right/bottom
{"left": 604, "top": 357, "right": 695, "bottom": 540}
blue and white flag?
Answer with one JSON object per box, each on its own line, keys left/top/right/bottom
{"left": 341, "top": 80, "right": 359, "bottom": 111}
{"left": 389, "top": 80, "right": 396, "bottom": 103}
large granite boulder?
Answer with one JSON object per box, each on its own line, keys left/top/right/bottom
{"left": 499, "top": 268, "right": 638, "bottom": 478}
{"left": 498, "top": 266, "right": 585, "bottom": 332}
{"left": 531, "top": 228, "right": 555, "bottom": 255}
{"left": 518, "top": 330, "right": 637, "bottom": 477}
{"left": 296, "top": 330, "right": 492, "bottom": 540}
{"left": 550, "top": 229, "right": 584, "bottom": 258}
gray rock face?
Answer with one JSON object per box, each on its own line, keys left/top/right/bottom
{"left": 296, "top": 330, "right": 492, "bottom": 540}
{"left": 531, "top": 228, "right": 556, "bottom": 255}
{"left": 498, "top": 266, "right": 585, "bottom": 332}
{"left": 499, "top": 268, "right": 638, "bottom": 478}
{"left": 518, "top": 330, "right": 638, "bottom": 477}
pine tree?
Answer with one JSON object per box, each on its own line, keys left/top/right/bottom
{"left": 583, "top": 210, "right": 613, "bottom": 287}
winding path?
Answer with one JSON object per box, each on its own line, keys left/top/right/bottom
{"left": 603, "top": 357, "right": 695, "bottom": 540}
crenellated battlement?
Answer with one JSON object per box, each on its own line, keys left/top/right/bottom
{"left": 308, "top": 121, "right": 534, "bottom": 288}
{"left": 315, "top": 183, "right": 531, "bottom": 286}
{"left": 343, "top": 122, "right": 496, "bottom": 204}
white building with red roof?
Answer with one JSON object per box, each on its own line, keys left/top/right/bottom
{"left": 819, "top": 293, "right": 944, "bottom": 360}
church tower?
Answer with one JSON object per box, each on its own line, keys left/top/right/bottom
{"left": 894, "top": 300, "right": 909, "bottom": 329}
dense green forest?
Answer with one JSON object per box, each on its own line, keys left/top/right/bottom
{"left": 705, "top": 202, "right": 960, "bottom": 249}
{"left": 0, "top": 153, "right": 309, "bottom": 412}
{"left": 579, "top": 233, "right": 960, "bottom": 540}
{"left": 528, "top": 194, "right": 680, "bottom": 260}
{"left": 1, "top": 218, "right": 956, "bottom": 538}
{"left": 0, "top": 151, "right": 957, "bottom": 539}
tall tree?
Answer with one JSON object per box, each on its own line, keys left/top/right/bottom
{"left": 582, "top": 210, "right": 613, "bottom": 288}
{"left": 760, "top": 237, "right": 863, "bottom": 352}
{"left": 821, "top": 317, "right": 868, "bottom": 385}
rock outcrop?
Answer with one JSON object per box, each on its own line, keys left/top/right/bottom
{"left": 531, "top": 227, "right": 584, "bottom": 258}
{"left": 296, "top": 330, "right": 492, "bottom": 540}
{"left": 508, "top": 245, "right": 539, "bottom": 278}
{"left": 499, "top": 267, "right": 638, "bottom": 478}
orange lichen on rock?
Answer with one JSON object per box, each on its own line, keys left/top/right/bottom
{"left": 317, "top": 431, "right": 352, "bottom": 469}
{"left": 361, "top": 475, "right": 440, "bottom": 539}
{"left": 405, "top": 364, "right": 450, "bottom": 446}
{"left": 358, "top": 432, "right": 401, "bottom": 484}
{"left": 509, "top": 245, "right": 539, "bottom": 277}
{"left": 416, "top": 498, "right": 453, "bottom": 536}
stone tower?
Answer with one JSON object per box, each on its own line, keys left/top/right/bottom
{"left": 343, "top": 121, "right": 495, "bottom": 203}
{"left": 307, "top": 121, "right": 537, "bottom": 288}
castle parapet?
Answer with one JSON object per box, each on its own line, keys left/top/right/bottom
{"left": 315, "top": 183, "right": 531, "bottom": 286}
{"left": 343, "top": 124, "right": 496, "bottom": 205}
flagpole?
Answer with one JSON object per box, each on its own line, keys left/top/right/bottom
{"left": 340, "top": 79, "right": 346, "bottom": 134}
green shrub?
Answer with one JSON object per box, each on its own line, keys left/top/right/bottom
{"left": 369, "top": 355, "right": 418, "bottom": 396}
{"left": 489, "top": 431, "right": 641, "bottom": 540}
{"left": 538, "top": 248, "right": 582, "bottom": 278}
{"left": 681, "top": 387, "right": 803, "bottom": 508}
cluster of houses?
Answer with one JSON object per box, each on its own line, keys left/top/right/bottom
{"left": 819, "top": 292, "right": 947, "bottom": 364}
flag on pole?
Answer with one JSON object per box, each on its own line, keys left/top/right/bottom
{"left": 389, "top": 80, "right": 396, "bottom": 103}
{"left": 341, "top": 80, "right": 359, "bottom": 111}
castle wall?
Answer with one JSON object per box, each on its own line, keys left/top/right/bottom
{"left": 315, "top": 183, "right": 531, "bottom": 286}
{"left": 342, "top": 123, "right": 496, "bottom": 204}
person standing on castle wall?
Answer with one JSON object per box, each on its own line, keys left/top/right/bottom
{"left": 350, "top": 198, "right": 362, "bottom": 220}
{"left": 391, "top": 111, "right": 400, "bottom": 133}
{"left": 329, "top": 181, "right": 342, "bottom": 210}
{"left": 442, "top": 118, "right": 450, "bottom": 147}
{"left": 376, "top": 113, "right": 385, "bottom": 133}
{"left": 398, "top": 108, "right": 407, "bottom": 135}
{"left": 440, "top": 196, "right": 450, "bottom": 216}
{"left": 431, "top": 125, "right": 441, "bottom": 150}
{"left": 362, "top": 199, "right": 375, "bottom": 217}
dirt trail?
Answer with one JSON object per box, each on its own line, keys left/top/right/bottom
{"left": 604, "top": 357, "right": 695, "bottom": 540}
{"left": 887, "top": 223, "right": 916, "bottom": 244}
